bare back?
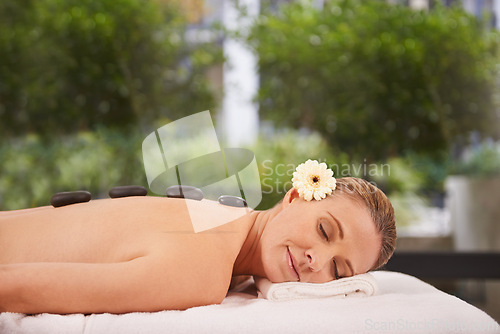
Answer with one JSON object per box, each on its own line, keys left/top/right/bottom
{"left": 0, "top": 197, "right": 254, "bottom": 313}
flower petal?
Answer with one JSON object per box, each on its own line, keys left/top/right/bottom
{"left": 292, "top": 159, "right": 336, "bottom": 202}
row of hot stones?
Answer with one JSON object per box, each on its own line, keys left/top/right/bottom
{"left": 50, "top": 185, "right": 248, "bottom": 208}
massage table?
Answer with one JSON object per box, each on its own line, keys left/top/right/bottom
{"left": 1, "top": 252, "right": 499, "bottom": 334}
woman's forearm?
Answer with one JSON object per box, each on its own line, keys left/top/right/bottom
{"left": 0, "top": 264, "right": 32, "bottom": 313}
{"left": 0, "top": 261, "right": 151, "bottom": 314}
{"left": 0, "top": 256, "right": 225, "bottom": 314}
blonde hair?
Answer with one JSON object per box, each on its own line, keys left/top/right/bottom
{"left": 333, "top": 177, "right": 396, "bottom": 270}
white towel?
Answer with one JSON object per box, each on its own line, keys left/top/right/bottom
{"left": 255, "top": 273, "right": 378, "bottom": 301}
{"left": 2, "top": 272, "right": 499, "bottom": 334}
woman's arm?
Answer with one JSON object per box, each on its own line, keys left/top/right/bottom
{"left": 0, "top": 255, "right": 225, "bottom": 314}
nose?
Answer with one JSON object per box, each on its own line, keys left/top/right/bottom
{"left": 305, "top": 248, "right": 329, "bottom": 272}
{"left": 303, "top": 248, "right": 334, "bottom": 283}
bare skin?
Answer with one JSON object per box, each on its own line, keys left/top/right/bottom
{"left": 0, "top": 197, "right": 254, "bottom": 314}
{"left": 0, "top": 188, "right": 381, "bottom": 314}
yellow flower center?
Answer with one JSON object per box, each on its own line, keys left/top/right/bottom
{"left": 311, "top": 176, "right": 319, "bottom": 184}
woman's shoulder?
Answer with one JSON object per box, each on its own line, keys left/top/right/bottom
{"left": 145, "top": 230, "right": 237, "bottom": 304}
{"left": 140, "top": 196, "right": 254, "bottom": 281}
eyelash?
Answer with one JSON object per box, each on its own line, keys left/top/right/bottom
{"left": 319, "top": 223, "right": 329, "bottom": 241}
{"left": 333, "top": 259, "right": 340, "bottom": 280}
{"left": 319, "top": 223, "right": 340, "bottom": 279}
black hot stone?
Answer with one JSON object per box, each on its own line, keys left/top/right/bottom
{"left": 109, "top": 185, "right": 148, "bottom": 198}
{"left": 50, "top": 191, "right": 92, "bottom": 208}
{"left": 166, "top": 185, "right": 204, "bottom": 201}
{"left": 218, "top": 195, "right": 247, "bottom": 208}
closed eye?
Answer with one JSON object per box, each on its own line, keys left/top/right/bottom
{"left": 319, "top": 223, "right": 329, "bottom": 241}
{"left": 333, "top": 259, "right": 340, "bottom": 280}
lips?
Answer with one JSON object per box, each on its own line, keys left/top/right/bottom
{"left": 286, "top": 247, "right": 300, "bottom": 281}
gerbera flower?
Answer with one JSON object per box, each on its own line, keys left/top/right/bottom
{"left": 291, "top": 159, "right": 336, "bottom": 201}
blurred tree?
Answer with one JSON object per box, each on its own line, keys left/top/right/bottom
{"left": 0, "top": 0, "right": 39, "bottom": 135}
{"left": 247, "top": 0, "right": 500, "bottom": 160}
{"left": 0, "top": 0, "right": 222, "bottom": 137}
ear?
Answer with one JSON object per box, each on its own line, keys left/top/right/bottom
{"left": 282, "top": 187, "right": 300, "bottom": 209}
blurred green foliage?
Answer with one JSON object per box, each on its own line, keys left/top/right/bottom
{"left": 449, "top": 141, "right": 500, "bottom": 178}
{"left": 250, "top": 129, "right": 436, "bottom": 228}
{"left": 0, "top": 126, "right": 352, "bottom": 210}
{"left": 0, "top": 125, "right": 434, "bottom": 229}
{"left": 0, "top": 0, "right": 222, "bottom": 136}
{"left": 251, "top": 129, "right": 369, "bottom": 209}
{"left": 248, "top": 0, "right": 500, "bottom": 160}
{"left": 3, "top": 0, "right": 498, "bottom": 214}
{"left": 0, "top": 128, "right": 146, "bottom": 210}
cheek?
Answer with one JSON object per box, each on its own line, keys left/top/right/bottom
{"left": 262, "top": 208, "right": 311, "bottom": 248}
{"left": 259, "top": 234, "right": 284, "bottom": 282}
{"left": 260, "top": 226, "right": 286, "bottom": 256}
{"left": 355, "top": 235, "right": 382, "bottom": 271}
{"left": 263, "top": 214, "right": 291, "bottom": 242}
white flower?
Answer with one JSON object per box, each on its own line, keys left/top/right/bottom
{"left": 291, "top": 159, "right": 336, "bottom": 201}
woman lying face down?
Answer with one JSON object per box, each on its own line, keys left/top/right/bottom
{"left": 0, "top": 164, "right": 396, "bottom": 314}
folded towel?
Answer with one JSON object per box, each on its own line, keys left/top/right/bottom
{"left": 255, "top": 273, "right": 378, "bottom": 301}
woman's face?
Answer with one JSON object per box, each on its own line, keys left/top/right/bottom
{"left": 260, "top": 190, "right": 381, "bottom": 283}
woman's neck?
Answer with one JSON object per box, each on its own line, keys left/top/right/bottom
{"left": 232, "top": 203, "right": 281, "bottom": 277}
